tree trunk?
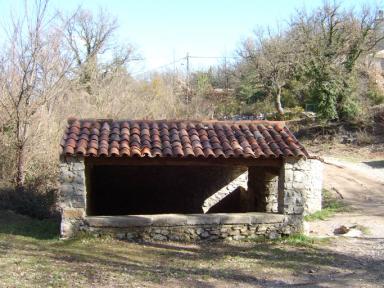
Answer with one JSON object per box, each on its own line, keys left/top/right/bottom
{"left": 16, "top": 144, "right": 26, "bottom": 190}
{"left": 274, "top": 86, "right": 284, "bottom": 116}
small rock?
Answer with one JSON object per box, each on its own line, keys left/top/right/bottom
{"left": 268, "top": 231, "right": 281, "bottom": 240}
{"left": 334, "top": 225, "right": 349, "bottom": 235}
{"left": 169, "top": 234, "right": 181, "bottom": 241}
{"left": 153, "top": 234, "right": 167, "bottom": 241}
{"left": 308, "top": 269, "right": 316, "bottom": 274}
{"left": 232, "top": 235, "right": 245, "bottom": 240}
{"left": 160, "top": 229, "right": 169, "bottom": 236}
{"left": 196, "top": 228, "right": 204, "bottom": 235}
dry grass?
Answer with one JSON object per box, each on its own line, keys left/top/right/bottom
{"left": 0, "top": 210, "right": 382, "bottom": 287}
{"left": 355, "top": 130, "right": 375, "bottom": 145}
{"left": 302, "top": 138, "right": 384, "bottom": 163}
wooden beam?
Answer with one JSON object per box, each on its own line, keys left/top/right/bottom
{"left": 84, "top": 157, "right": 283, "bottom": 167}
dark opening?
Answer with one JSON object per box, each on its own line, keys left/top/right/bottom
{"left": 86, "top": 164, "right": 248, "bottom": 216}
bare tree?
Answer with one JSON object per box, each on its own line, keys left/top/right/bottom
{"left": 0, "top": 0, "right": 69, "bottom": 189}
{"left": 238, "top": 29, "right": 297, "bottom": 116}
{"left": 62, "top": 8, "right": 134, "bottom": 93}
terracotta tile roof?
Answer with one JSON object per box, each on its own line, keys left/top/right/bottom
{"left": 60, "top": 119, "right": 309, "bottom": 159}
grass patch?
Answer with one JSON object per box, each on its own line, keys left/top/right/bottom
{"left": 274, "top": 234, "right": 328, "bottom": 247}
{"left": 305, "top": 189, "right": 348, "bottom": 221}
{"left": 0, "top": 210, "right": 59, "bottom": 239}
{"left": 274, "top": 234, "right": 329, "bottom": 247}
{"left": 0, "top": 209, "right": 372, "bottom": 287}
{"left": 251, "top": 234, "right": 329, "bottom": 248}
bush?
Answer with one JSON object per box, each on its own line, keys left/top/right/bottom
{"left": 0, "top": 186, "right": 59, "bottom": 219}
{"left": 283, "top": 106, "right": 305, "bottom": 120}
{"left": 367, "top": 83, "right": 384, "bottom": 105}
{"left": 355, "top": 129, "right": 375, "bottom": 145}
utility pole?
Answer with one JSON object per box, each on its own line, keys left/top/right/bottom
{"left": 172, "top": 49, "right": 176, "bottom": 92}
{"left": 186, "top": 52, "right": 190, "bottom": 104}
{"left": 224, "top": 56, "right": 229, "bottom": 95}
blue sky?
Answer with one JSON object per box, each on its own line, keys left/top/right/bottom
{"left": 0, "top": 0, "right": 380, "bottom": 75}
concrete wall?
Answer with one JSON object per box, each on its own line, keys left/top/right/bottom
{"left": 58, "top": 156, "right": 323, "bottom": 239}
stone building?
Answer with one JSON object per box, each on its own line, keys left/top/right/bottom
{"left": 59, "top": 119, "right": 322, "bottom": 241}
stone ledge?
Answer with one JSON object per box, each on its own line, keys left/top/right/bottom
{"left": 85, "top": 212, "right": 285, "bottom": 228}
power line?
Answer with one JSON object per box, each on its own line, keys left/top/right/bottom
{"left": 131, "top": 57, "right": 186, "bottom": 77}
{"left": 130, "top": 55, "right": 240, "bottom": 77}
{"left": 127, "top": 58, "right": 146, "bottom": 61}
{"left": 189, "top": 56, "right": 240, "bottom": 59}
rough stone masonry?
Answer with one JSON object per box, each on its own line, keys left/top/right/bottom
{"left": 59, "top": 156, "right": 323, "bottom": 240}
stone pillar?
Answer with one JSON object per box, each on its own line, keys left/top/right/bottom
{"left": 303, "top": 159, "right": 323, "bottom": 215}
{"left": 59, "top": 156, "right": 87, "bottom": 238}
{"left": 278, "top": 158, "right": 323, "bottom": 215}
{"left": 278, "top": 157, "right": 323, "bottom": 234}
{"left": 278, "top": 158, "right": 304, "bottom": 215}
{"left": 249, "top": 167, "right": 279, "bottom": 213}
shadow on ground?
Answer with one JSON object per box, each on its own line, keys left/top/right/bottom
{"left": 0, "top": 210, "right": 59, "bottom": 239}
{"left": 363, "top": 160, "right": 384, "bottom": 169}
{"left": 0, "top": 209, "right": 383, "bottom": 287}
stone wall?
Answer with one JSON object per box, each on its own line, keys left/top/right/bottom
{"left": 58, "top": 156, "right": 322, "bottom": 239}
{"left": 279, "top": 158, "right": 323, "bottom": 216}
{"left": 84, "top": 213, "right": 295, "bottom": 241}
{"left": 59, "top": 156, "right": 87, "bottom": 238}
{"left": 249, "top": 167, "right": 279, "bottom": 213}
{"left": 202, "top": 171, "right": 248, "bottom": 213}
{"left": 303, "top": 159, "right": 323, "bottom": 214}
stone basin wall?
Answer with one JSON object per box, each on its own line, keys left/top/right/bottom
{"left": 83, "top": 213, "right": 297, "bottom": 241}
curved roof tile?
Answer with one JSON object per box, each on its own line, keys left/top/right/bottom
{"left": 60, "top": 119, "right": 309, "bottom": 159}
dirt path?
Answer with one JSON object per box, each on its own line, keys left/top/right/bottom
{"left": 309, "top": 158, "right": 384, "bottom": 238}
{"left": 305, "top": 157, "right": 384, "bottom": 287}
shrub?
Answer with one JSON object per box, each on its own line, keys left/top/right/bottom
{"left": 367, "top": 82, "right": 384, "bottom": 105}
{"left": 355, "top": 130, "right": 375, "bottom": 145}
{"left": 0, "top": 186, "right": 59, "bottom": 219}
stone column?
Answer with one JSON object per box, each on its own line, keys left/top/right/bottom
{"left": 58, "top": 156, "right": 87, "bottom": 238}
{"left": 303, "top": 159, "right": 323, "bottom": 215}
{"left": 278, "top": 158, "right": 304, "bottom": 215}
{"left": 249, "top": 167, "right": 279, "bottom": 212}
{"left": 278, "top": 158, "right": 323, "bottom": 215}
{"left": 278, "top": 157, "right": 323, "bottom": 234}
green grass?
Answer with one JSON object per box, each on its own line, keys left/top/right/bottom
{"left": 251, "top": 233, "right": 330, "bottom": 248}
{"left": 273, "top": 234, "right": 330, "bottom": 247}
{"left": 304, "top": 189, "right": 348, "bottom": 221}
